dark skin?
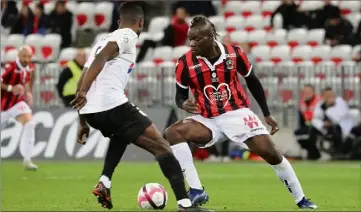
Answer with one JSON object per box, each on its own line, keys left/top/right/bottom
{"left": 70, "top": 17, "right": 172, "bottom": 157}
{"left": 166, "top": 23, "right": 283, "bottom": 165}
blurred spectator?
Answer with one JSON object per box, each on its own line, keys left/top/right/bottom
{"left": 32, "top": 4, "right": 48, "bottom": 35}
{"left": 172, "top": 1, "right": 216, "bottom": 17}
{"left": 48, "top": 1, "right": 73, "bottom": 48}
{"left": 56, "top": 49, "right": 86, "bottom": 107}
{"left": 205, "top": 142, "right": 230, "bottom": 162}
{"left": 1, "top": 0, "right": 18, "bottom": 29}
{"left": 10, "top": 4, "right": 34, "bottom": 35}
{"left": 352, "top": 20, "right": 361, "bottom": 46}
{"left": 324, "top": 10, "right": 353, "bottom": 46}
{"left": 344, "top": 123, "right": 361, "bottom": 160}
{"left": 308, "top": 0, "right": 341, "bottom": 29}
{"left": 270, "top": 0, "right": 304, "bottom": 30}
{"left": 294, "top": 85, "right": 320, "bottom": 156}
{"left": 307, "top": 88, "right": 355, "bottom": 160}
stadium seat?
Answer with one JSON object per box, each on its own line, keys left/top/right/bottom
{"left": 244, "top": 15, "right": 263, "bottom": 32}
{"left": 247, "top": 30, "right": 266, "bottom": 47}
{"left": 40, "top": 34, "right": 62, "bottom": 62}
{"left": 65, "top": 1, "right": 78, "bottom": 14}
{"left": 172, "top": 46, "right": 190, "bottom": 62}
{"left": 345, "top": 12, "right": 361, "bottom": 30}
{"left": 24, "top": 34, "right": 43, "bottom": 61}
{"left": 137, "top": 32, "right": 151, "bottom": 48}
{"left": 251, "top": 45, "right": 270, "bottom": 62}
{"left": 94, "top": 2, "right": 113, "bottom": 30}
{"left": 1, "top": 35, "right": 7, "bottom": 50}
{"left": 239, "top": 1, "right": 261, "bottom": 18}
{"left": 310, "top": 45, "right": 331, "bottom": 64}
{"left": 148, "top": 16, "right": 170, "bottom": 34}
{"left": 159, "top": 61, "right": 176, "bottom": 78}
{"left": 330, "top": 45, "right": 352, "bottom": 64}
{"left": 5, "top": 34, "right": 24, "bottom": 52}
{"left": 261, "top": 1, "right": 281, "bottom": 17}
{"left": 58, "top": 47, "right": 77, "bottom": 67}
{"left": 297, "top": 61, "right": 315, "bottom": 79}
{"left": 3, "top": 49, "right": 18, "bottom": 62}
{"left": 287, "top": 28, "right": 308, "bottom": 48}
{"left": 343, "top": 77, "right": 360, "bottom": 105}
{"left": 291, "top": 45, "right": 312, "bottom": 63}
{"left": 208, "top": 16, "right": 225, "bottom": 32}
{"left": 254, "top": 61, "right": 274, "bottom": 78}
{"left": 270, "top": 45, "right": 291, "bottom": 64}
{"left": 225, "top": 16, "right": 244, "bottom": 33}
{"left": 224, "top": 1, "right": 242, "bottom": 18}
{"left": 352, "top": 45, "right": 361, "bottom": 58}
{"left": 299, "top": 0, "right": 323, "bottom": 11}
{"left": 315, "top": 61, "right": 336, "bottom": 79}
{"left": 75, "top": 2, "right": 95, "bottom": 29}
{"left": 44, "top": 1, "right": 55, "bottom": 14}
{"left": 153, "top": 46, "right": 173, "bottom": 65}
{"left": 229, "top": 30, "right": 248, "bottom": 46}
{"left": 276, "top": 61, "right": 295, "bottom": 78}
{"left": 307, "top": 29, "right": 325, "bottom": 47}
{"left": 279, "top": 77, "right": 298, "bottom": 104}
{"left": 339, "top": 1, "right": 361, "bottom": 15}
{"left": 266, "top": 29, "right": 286, "bottom": 47}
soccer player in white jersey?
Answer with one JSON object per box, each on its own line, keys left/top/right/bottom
{"left": 70, "top": 3, "right": 211, "bottom": 212}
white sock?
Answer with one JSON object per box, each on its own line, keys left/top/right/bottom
{"left": 177, "top": 198, "right": 192, "bottom": 207}
{"left": 271, "top": 156, "right": 305, "bottom": 203}
{"left": 171, "top": 143, "right": 203, "bottom": 190}
{"left": 19, "top": 120, "right": 35, "bottom": 162}
{"left": 99, "top": 175, "right": 111, "bottom": 188}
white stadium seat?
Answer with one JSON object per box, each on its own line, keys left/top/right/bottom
{"left": 270, "top": 45, "right": 291, "bottom": 64}
{"left": 261, "top": 1, "right": 281, "bottom": 17}
{"left": 94, "top": 2, "right": 114, "bottom": 30}
{"left": 172, "top": 46, "right": 190, "bottom": 61}
{"left": 287, "top": 28, "right": 308, "bottom": 48}
{"left": 352, "top": 45, "right": 361, "bottom": 58}
{"left": 58, "top": 48, "right": 77, "bottom": 67}
{"left": 65, "top": 1, "right": 78, "bottom": 14}
{"left": 339, "top": 1, "right": 361, "bottom": 15}
{"left": 153, "top": 46, "right": 173, "bottom": 65}
{"left": 4, "top": 49, "right": 18, "bottom": 62}
{"left": 247, "top": 30, "right": 266, "bottom": 47}
{"left": 330, "top": 45, "right": 352, "bottom": 64}
{"left": 244, "top": 15, "right": 263, "bottom": 32}
{"left": 229, "top": 30, "right": 248, "bottom": 45}
{"left": 310, "top": 45, "right": 331, "bottom": 64}
{"left": 225, "top": 16, "right": 244, "bottom": 33}
{"left": 239, "top": 1, "right": 261, "bottom": 18}
{"left": 345, "top": 13, "right": 361, "bottom": 30}
{"left": 148, "top": 17, "right": 170, "bottom": 34}
{"left": 299, "top": 1, "right": 323, "bottom": 11}
{"left": 25, "top": 34, "right": 43, "bottom": 61}
{"left": 224, "top": 1, "right": 243, "bottom": 18}
{"left": 75, "top": 2, "right": 95, "bottom": 29}
{"left": 44, "top": 2, "right": 55, "bottom": 14}
{"left": 266, "top": 29, "right": 286, "bottom": 47}
{"left": 307, "top": 29, "right": 325, "bottom": 47}
{"left": 5, "top": 34, "right": 24, "bottom": 52}
{"left": 39, "top": 34, "right": 62, "bottom": 62}
{"left": 251, "top": 45, "right": 271, "bottom": 62}
{"left": 208, "top": 16, "right": 225, "bottom": 32}
{"left": 292, "top": 45, "right": 312, "bottom": 63}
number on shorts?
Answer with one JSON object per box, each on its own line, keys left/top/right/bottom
{"left": 132, "top": 103, "right": 147, "bottom": 117}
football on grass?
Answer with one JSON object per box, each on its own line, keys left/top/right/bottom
{"left": 137, "top": 183, "right": 168, "bottom": 210}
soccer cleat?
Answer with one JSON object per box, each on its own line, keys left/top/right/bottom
{"left": 23, "top": 160, "right": 38, "bottom": 171}
{"left": 188, "top": 187, "right": 209, "bottom": 206}
{"left": 177, "top": 204, "right": 214, "bottom": 212}
{"left": 297, "top": 197, "right": 318, "bottom": 209}
{"left": 92, "top": 182, "right": 113, "bottom": 209}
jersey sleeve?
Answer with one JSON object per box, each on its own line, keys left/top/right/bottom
{"left": 1, "top": 63, "right": 14, "bottom": 83}
{"left": 108, "top": 29, "right": 138, "bottom": 56}
{"left": 175, "top": 56, "right": 190, "bottom": 89}
{"left": 84, "top": 47, "right": 96, "bottom": 68}
{"left": 235, "top": 46, "right": 253, "bottom": 77}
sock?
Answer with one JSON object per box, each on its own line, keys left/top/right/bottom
{"left": 19, "top": 120, "right": 35, "bottom": 162}
{"left": 171, "top": 143, "right": 203, "bottom": 190}
{"left": 156, "top": 152, "right": 192, "bottom": 207}
{"left": 271, "top": 156, "right": 305, "bottom": 203}
{"left": 99, "top": 175, "right": 111, "bottom": 188}
{"left": 101, "top": 136, "right": 128, "bottom": 181}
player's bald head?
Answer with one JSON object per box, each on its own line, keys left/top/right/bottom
{"left": 19, "top": 45, "right": 33, "bottom": 56}
{"left": 18, "top": 45, "right": 33, "bottom": 66}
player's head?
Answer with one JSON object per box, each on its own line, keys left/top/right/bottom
{"left": 118, "top": 2, "right": 144, "bottom": 36}
{"left": 188, "top": 16, "right": 218, "bottom": 57}
{"left": 18, "top": 45, "right": 33, "bottom": 66}
{"left": 303, "top": 84, "right": 315, "bottom": 101}
{"left": 322, "top": 87, "right": 336, "bottom": 105}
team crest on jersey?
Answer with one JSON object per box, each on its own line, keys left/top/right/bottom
{"left": 123, "top": 36, "right": 129, "bottom": 43}
{"left": 226, "top": 59, "right": 234, "bottom": 70}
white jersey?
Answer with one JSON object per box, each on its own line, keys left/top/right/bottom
{"left": 79, "top": 28, "right": 138, "bottom": 114}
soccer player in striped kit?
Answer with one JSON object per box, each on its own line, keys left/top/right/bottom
{"left": 1, "top": 45, "right": 38, "bottom": 170}
{"left": 165, "top": 16, "right": 317, "bottom": 209}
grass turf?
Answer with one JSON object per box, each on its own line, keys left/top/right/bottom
{"left": 1, "top": 160, "right": 360, "bottom": 211}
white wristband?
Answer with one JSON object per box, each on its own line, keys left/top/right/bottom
{"left": 7, "top": 85, "right": 12, "bottom": 92}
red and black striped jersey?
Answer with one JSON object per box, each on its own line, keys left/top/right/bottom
{"left": 1, "top": 59, "right": 34, "bottom": 111}
{"left": 175, "top": 41, "right": 252, "bottom": 118}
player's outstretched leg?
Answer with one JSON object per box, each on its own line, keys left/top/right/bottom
{"left": 134, "top": 124, "right": 212, "bottom": 212}
{"left": 165, "top": 120, "right": 212, "bottom": 206}
{"left": 17, "top": 113, "right": 38, "bottom": 171}
{"left": 244, "top": 135, "right": 317, "bottom": 209}
{"left": 92, "top": 136, "right": 128, "bottom": 209}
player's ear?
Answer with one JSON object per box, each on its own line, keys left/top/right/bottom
{"left": 117, "top": 20, "right": 121, "bottom": 27}
{"left": 139, "top": 18, "right": 144, "bottom": 28}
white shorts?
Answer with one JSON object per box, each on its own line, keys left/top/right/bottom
{"left": 1, "top": 101, "right": 32, "bottom": 125}
{"left": 187, "top": 108, "right": 269, "bottom": 148}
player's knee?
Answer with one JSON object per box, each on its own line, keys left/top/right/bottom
{"left": 16, "top": 113, "right": 32, "bottom": 126}
{"left": 262, "top": 148, "right": 283, "bottom": 165}
{"left": 164, "top": 123, "right": 185, "bottom": 146}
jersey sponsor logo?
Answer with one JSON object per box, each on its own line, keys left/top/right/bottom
{"left": 243, "top": 115, "right": 259, "bottom": 129}
{"left": 203, "top": 83, "right": 231, "bottom": 108}
{"left": 225, "top": 53, "right": 236, "bottom": 58}
{"left": 189, "top": 63, "right": 202, "bottom": 70}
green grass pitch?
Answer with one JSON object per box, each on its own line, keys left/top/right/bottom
{"left": 1, "top": 160, "right": 360, "bottom": 211}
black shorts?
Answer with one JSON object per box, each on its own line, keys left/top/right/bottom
{"left": 84, "top": 102, "right": 152, "bottom": 144}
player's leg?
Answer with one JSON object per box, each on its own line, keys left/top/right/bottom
{"left": 12, "top": 102, "right": 37, "bottom": 170}
{"left": 165, "top": 118, "right": 222, "bottom": 206}
{"left": 133, "top": 124, "right": 212, "bottom": 211}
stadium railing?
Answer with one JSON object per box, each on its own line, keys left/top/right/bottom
{"left": 32, "top": 62, "right": 361, "bottom": 128}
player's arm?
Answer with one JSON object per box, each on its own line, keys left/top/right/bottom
{"left": 1, "top": 64, "right": 15, "bottom": 92}
{"left": 76, "top": 67, "right": 89, "bottom": 127}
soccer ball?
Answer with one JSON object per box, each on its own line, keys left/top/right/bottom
{"left": 137, "top": 183, "right": 168, "bottom": 210}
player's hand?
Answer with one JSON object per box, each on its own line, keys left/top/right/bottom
{"left": 265, "top": 116, "right": 279, "bottom": 135}
{"left": 77, "top": 123, "right": 90, "bottom": 145}
{"left": 182, "top": 98, "right": 200, "bottom": 114}
{"left": 12, "top": 84, "right": 25, "bottom": 95}
{"left": 26, "top": 92, "right": 33, "bottom": 106}
{"left": 71, "top": 91, "right": 87, "bottom": 110}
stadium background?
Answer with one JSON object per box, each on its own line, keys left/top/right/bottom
{"left": 1, "top": 0, "right": 360, "bottom": 211}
